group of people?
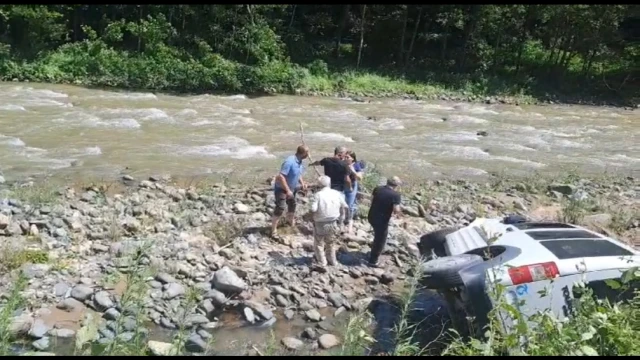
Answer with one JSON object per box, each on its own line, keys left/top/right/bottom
{"left": 270, "top": 145, "right": 402, "bottom": 269}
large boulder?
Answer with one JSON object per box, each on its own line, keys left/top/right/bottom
{"left": 212, "top": 267, "right": 247, "bottom": 294}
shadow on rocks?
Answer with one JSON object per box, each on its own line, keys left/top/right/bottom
{"left": 336, "top": 250, "right": 369, "bottom": 267}
{"left": 366, "top": 291, "right": 452, "bottom": 355}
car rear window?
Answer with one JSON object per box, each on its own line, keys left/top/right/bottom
{"left": 540, "top": 239, "right": 634, "bottom": 259}
{"left": 511, "top": 222, "right": 576, "bottom": 230}
{"left": 526, "top": 230, "right": 602, "bottom": 241}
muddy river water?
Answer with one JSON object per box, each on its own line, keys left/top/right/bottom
{"left": 0, "top": 82, "right": 638, "bottom": 183}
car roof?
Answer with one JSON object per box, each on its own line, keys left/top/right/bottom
{"left": 475, "top": 219, "right": 640, "bottom": 274}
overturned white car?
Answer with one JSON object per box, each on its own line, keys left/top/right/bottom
{"left": 417, "top": 216, "right": 640, "bottom": 337}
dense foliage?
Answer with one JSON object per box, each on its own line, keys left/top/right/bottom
{"left": 0, "top": 5, "right": 638, "bottom": 103}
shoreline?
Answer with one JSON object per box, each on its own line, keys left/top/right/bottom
{"left": 5, "top": 78, "right": 638, "bottom": 110}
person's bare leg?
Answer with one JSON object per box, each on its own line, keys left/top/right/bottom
{"left": 346, "top": 220, "right": 353, "bottom": 234}
{"left": 271, "top": 215, "right": 281, "bottom": 236}
{"left": 286, "top": 212, "right": 295, "bottom": 227}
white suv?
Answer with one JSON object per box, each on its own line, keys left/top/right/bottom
{"left": 418, "top": 217, "right": 640, "bottom": 336}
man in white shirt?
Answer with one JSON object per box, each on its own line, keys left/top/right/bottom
{"left": 310, "top": 175, "right": 348, "bottom": 267}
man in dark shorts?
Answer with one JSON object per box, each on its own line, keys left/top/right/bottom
{"left": 367, "top": 176, "right": 402, "bottom": 267}
{"left": 271, "top": 145, "right": 309, "bottom": 238}
{"left": 310, "top": 146, "right": 353, "bottom": 192}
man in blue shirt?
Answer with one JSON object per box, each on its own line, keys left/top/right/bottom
{"left": 271, "top": 145, "right": 309, "bottom": 238}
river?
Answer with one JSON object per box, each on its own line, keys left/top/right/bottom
{"left": 0, "top": 82, "right": 638, "bottom": 183}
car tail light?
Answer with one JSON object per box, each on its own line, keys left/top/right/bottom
{"left": 508, "top": 262, "right": 559, "bottom": 285}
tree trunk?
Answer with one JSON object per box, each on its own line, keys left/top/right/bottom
{"left": 515, "top": 5, "right": 536, "bottom": 76}
{"left": 404, "top": 6, "right": 423, "bottom": 72}
{"left": 492, "top": 30, "right": 503, "bottom": 75}
{"left": 398, "top": 5, "right": 408, "bottom": 66}
{"left": 246, "top": 4, "right": 255, "bottom": 26}
{"left": 440, "top": 30, "right": 448, "bottom": 63}
{"left": 137, "top": 5, "right": 144, "bottom": 52}
{"left": 288, "top": 5, "right": 297, "bottom": 30}
{"left": 334, "top": 5, "right": 350, "bottom": 58}
{"left": 356, "top": 4, "right": 367, "bottom": 70}
{"left": 458, "top": 5, "right": 481, "bottom": 72}
{"left": 583, "top": 49, "right": 596, "bottom": 76}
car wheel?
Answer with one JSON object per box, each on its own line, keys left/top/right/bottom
{"left": 418, "top": 227, "right": 459, "bottom": 259}
{"left": 419, "top": 254, "right": 484, "bottom": 289}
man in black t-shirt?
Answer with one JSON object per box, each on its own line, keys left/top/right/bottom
{"left": 310, "top": 146, "right": 353, "bottom": 192}
{"left": 367, "top": 176, "right": 402, "bottom": 267}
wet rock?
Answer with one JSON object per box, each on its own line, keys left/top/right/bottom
{"left": 57, "top": 298, "right": 84, "bottom": 312}
{"left": 70, "top": 285, "right": 93, "bottom": 301}
{"left": 244, "top": 307, "right": 256, "bottom": 323}
{"left": 185, "top": 334, "right": 208, "bottom": 353}
{"left": 305, "top": 309, "right": 322, "bottom": 322}
{"left": 244, "top": 301, "right": 274, "bottom": 321}
{"left": 94, "top": 291, "right": 115, "bottom": 310}
{"left": 327, "top": 293, "right": 346, "bottom": 308}
{"left": 147, "top": 341, "right": 178, "bottom": 356}
{"left": 104, "top": 308, "right": 121, "bottom": 320}
{"left": 49, "top": 328, "right": 75, "bottom": 338}
{"left": 28, "top": 319, "right": 50, "bottom": 339}
{"left": 32, "top": 337, "right": 50, "bottom": 350}
{"left": 302, "top": 327, "right": 317, "bottom": 340}
{"left": 284, "top": 309, "right": 295, "bottom": 320}
{"left": 204, "top": 288, "right": 228, "bottom": 306}
{"left": 281, "top": 337, "right": 304, "bottom": 351}
{"left": 212, "top": 267, "right": 247, "bottom": 294}
{"left": 318, "top": 334, "right": 340, "bottom": 349}
{"left": 10, "top": 314, "right": 33, "bottom": 336}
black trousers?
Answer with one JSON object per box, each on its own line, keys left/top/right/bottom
{"left": 369, "top": 222, "right": 389, "bottom": 264}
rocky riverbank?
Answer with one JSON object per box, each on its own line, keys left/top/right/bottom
{"left": 1, "top": 173, "right": 638, "bottom": 356}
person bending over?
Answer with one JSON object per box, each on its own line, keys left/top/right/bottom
{"left": 310, "top": 146, "right": 353, "bottom": 192}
